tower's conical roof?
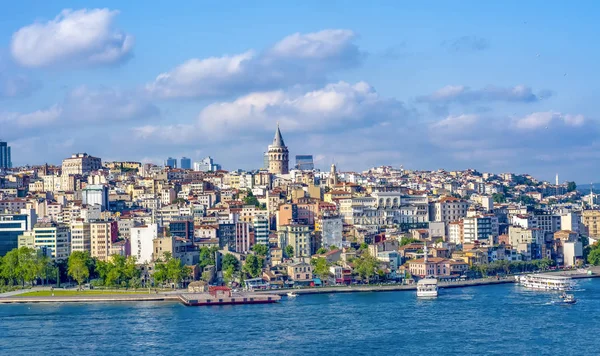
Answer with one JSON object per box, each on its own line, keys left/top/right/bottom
{"left": 272, "top": 123, "right": 285, "bottom": 147}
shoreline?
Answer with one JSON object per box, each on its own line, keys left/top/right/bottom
{"left": 1, "top": 269, "right": 598, "bottom": 304}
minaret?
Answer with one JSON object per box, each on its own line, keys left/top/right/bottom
{"left": 267, "top": 123, "right": 289, "bottom": 175}
{"left": 590, "top": 183, "right": 594, "bottom": 207}
{"left": 424, "top": 243, "right": 429, "bottom": 263}
{"left": 555, "top": 173, "right": 559, "bottom": 186}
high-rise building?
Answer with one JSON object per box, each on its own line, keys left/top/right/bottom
{"left": 295, "top": 155, "right": 314, "bottom": 170}
{"left": 70, "top": 220, "right": 91, "bottom": 253}
{"left": 267, "top": 124, "right": 289, "bottom": 175}
{"left": 0, "top": 213, "right": 29, "bottom": 256}
{"left": 253, "top": 215, "right": 270, "bottom": 245}
{"left": 180, "top": 157, "right": 191, "bottom": 170}
{"left": 62, "top": 153, "right": 102, "bottom": 175}
{"left": 193, "top": 156, "right": 221, "bottom": 172}
{"left": 33, "top": 222, "right": 70, "bottom": 261}
{"left": 0, "top": 141, "right": 12, "bottom": 169}
{"left": 90, "top": 221, "right": 117, "bottom": 262}
{"left": 81, "top": 184, "right": 109, "bottom": 211}
{"left": 131, "top": 224, "right": 158, "bottom": 264}
{"left": 165, "top": 157, "right": 177, "bottom": 168}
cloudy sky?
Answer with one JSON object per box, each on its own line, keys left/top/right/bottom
{"left": 1, "top": 1, "right": 598, "bottom": 182}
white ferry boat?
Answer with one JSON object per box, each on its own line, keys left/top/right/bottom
{"left": 417, "top": 278, "right": 438, "bottom": 298}
{"left": 515, "top": 273, "right": 573, "bottom": 291}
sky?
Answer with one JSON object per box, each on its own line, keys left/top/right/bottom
{"left": 1, "top": 1, "right": 599, "bottom": 183}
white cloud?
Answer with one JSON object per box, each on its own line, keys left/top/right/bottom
{"left": 417, "top": 84, "right": 548, "bottom": 104}
{"left": 1, "top": 86, "right": 158, "bottom": 139}
{"left": 11, "top": 8, "right": 133, "bottom": 68}
{"left": 146, "top": 29, "right": 363, "bottom": 99}
{"left": 268, "top": 29, "right": 358, "bottom": 60}
{"left": 514, "top": 111, "right": 586, "bottom": 130}
{"left": 134, "top": 81, "right": 410, "bottom": 146}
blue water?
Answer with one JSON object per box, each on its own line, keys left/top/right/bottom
{"left": 1, "top": 279, "right": 599, "bottom": 355}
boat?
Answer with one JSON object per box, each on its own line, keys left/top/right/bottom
{"left": 515, "top": 273, "right": 574, "bottom": 291}
{"left": 559, "top": 292, "right": 577, "bottom": 304}
{"left": 286, "top": 292, "right": 298, "bottom": 298}
{"left": 417, "top": 278, "right": 438, "bottom": 298}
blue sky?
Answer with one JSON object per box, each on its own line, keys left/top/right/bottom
{"left": 1, "top": 1, "right": 599, "bottom": 183}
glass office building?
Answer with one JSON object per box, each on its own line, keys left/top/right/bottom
{"left": 295, "top": 155, "right": 314, "bottom": 170}
{"left": 0, "top": 141, "right": 11, "bottom": 169}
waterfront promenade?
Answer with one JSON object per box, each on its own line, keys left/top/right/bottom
{"left": 1, "top": 267, "right": 598, "bottom": 304}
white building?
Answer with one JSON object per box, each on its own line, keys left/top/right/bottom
{"left": 319, "top": 214, "right": 343, "bottom": 249}
{"left": 33, "top": 222, "right": 70, "bottom": 261}
{"left": 561, "top": 212, "right": 582, "bottom": 234}
{"left": 563, "top": 241, "right": 583, "bottom": 267}
{"left": 253, "top": 215, "right": 269, "bottom": 245}
{"left": 70, "top": 220, "right": 91, "bottom": 253}
{"left": 463, "top": 215, "right": 499, "bottom": 245}
{"left": 131, "top": 224, "right": 158, "bottom": 264}
{"left": 193, "top": 156, "right": 221, "bottom": 172}
{"left": 62, "top": 153, "right": 102, "bottom": 176}
{"left": 82, "top": 185, "right": 109, "bottom": 211}
{"left": 428, "top": 197, "right": 470, "bottom": 226}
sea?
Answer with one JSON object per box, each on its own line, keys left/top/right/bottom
{"left": 1, "top": 279, "right": 599, "bottom": 356}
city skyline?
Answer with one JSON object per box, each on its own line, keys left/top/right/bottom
{"left": 1, "top": 1, "right": 599, "bottom": 182}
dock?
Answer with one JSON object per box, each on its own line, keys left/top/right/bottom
{"left": 178, "top": 293, "right": 280, "bottom": 306}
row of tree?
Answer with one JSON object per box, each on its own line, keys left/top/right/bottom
{"left": 469, "top": 258, "right": 556, "bottom": 277}
{"left": 0, "top": 247, "right": 53, "bottom": 287}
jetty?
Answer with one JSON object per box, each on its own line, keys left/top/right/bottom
{"left": 179, "top": 287, "right": 280, "bottom": 306}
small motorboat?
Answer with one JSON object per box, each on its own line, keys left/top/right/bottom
{"left": 559, "top": 293, "right": 576, "bottom": 304}
{"left": 286, "top": 292, "right": 298, "bottom": 298}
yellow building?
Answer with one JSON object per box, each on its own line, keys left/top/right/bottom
{"left": 582, "top": 210, "right": 600, "bottom": 238}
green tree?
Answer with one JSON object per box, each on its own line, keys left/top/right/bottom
{"left": 201, "top": 271, "right": 213, "bottom": 282}
{"left": 313, "top": 257, "right": 330, "bottom": 280}
{"left": 359, "top": 243, "right": 369, "bottom": 251}
{"left": 252, "top": 244, "right": 269, "bottom": 257}
{"left": 221, "top": 254, "right": 239, "bottom": 272}
{"left": 284, "top": 245, "right": 294, "bottom": 258}
{"left": 517, "top": 195, "right": 536, "bottom": 206}
{"left": 354, "top": 252, "right": 380, "bottom": 283}
{"left": 566, "top": 181, "right": 577, "bottom": 192}
{"left": 399, "top": 238, "right": 420, "bottom": 246}
{"left": 242, "top": 254, "right": 264, "bottom": 278}
{"left": 588, "top": 248, "right": 600, "bottom": 266}
{"left": 492, "top": 193, "right": 506, "bottom": 203}
{"left": 198, "top": 246, "right": 219, "bottom": 269}
{"left": 68, "top": 251, "right": 92, "bottom": 287}
{"left": 316, "top": 247, "right": 328, "bottom": 255}
{"left": 329, "top": 245, "right": 339, "bottom": 251}
{"left": 243, "top": 190, "right": 260, "bottom": 207}
{"left": 223, "top": 265, "right": 235, "bottom": 284}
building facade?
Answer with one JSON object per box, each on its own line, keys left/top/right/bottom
{"left": 62, "top": 153, "right": 102, "bottom": 176}
{"left": 0, "top": 141, "right": 11, "bottom": 169}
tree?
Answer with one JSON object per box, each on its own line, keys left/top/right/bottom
{"left": 399, "top": 238, "right": 420, "bottom": 246}
{"left": 198, "top": 246, "right": 219, "bottom": 269}
{"left": 517, "top": 195, "right": 536, "bottom": 206}
{"left": 223, "top": 265, "right": 235, "bottom": 284}
{"left": 588, "top": 248, "right": 600, "bottom": 266}
{"left": 242, "top": 255, "right": 263, "bottom": 278}
{"left": 359, "top": 243, "right": 369, "bottom": 251}
{"left": 566, "top": 181, "right": 577, "bottom": 192}
{"left": 243, "top": 190, "right": 260, "bottom": 207}
{"left": 492, "top": 193, "right": 506, "bottom": 203}
{"left": 329, "top": 245, "right": 338, "bottom": 251}
{"left": 313, "top": 257, "right": 330, "bottom": 280}
{"left": 252, "top": 244, "right": 268, "bottom": 257}
{"left": 201, "top": 271, "right": 213, "bottom": 282}
{"left": 354, "top": 253, "right": 379, "bottom": 283}
{"left": 68, "top": 251, "right": 92, "bottom": 287}
{"left": 221, "top": 254, "right": 239, "bottom": 272}
{"left": 316, "top": 247, "right": 328, "bottom": 255}
{"left": 284, "top": 245, "right": 294, "bottom": 258}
